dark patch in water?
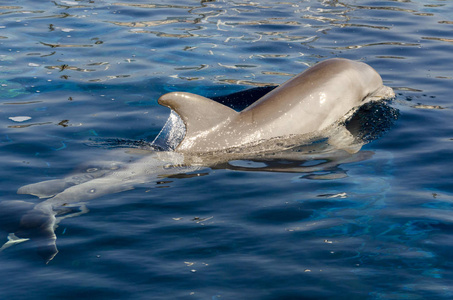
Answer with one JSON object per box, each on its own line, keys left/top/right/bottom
{"left": 346, "top": 100, "right": 400, "bottom": 143}
{"left": 211, "top": 85, "right": 277, "bottom": 111}
{"left": 248, "top": 206, "right": 312, "bottom": 224}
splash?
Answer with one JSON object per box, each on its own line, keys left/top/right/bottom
{"left": 151, "top": 110, "right": 186, "bottom": 151}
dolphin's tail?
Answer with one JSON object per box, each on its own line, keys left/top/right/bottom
{"left": 0, "top": 201, "right": 59, "bottom": 263}
{"left": 0, "top": 199, "right": 91, "bottom": 263}
{"left": 17, "top": 207, "right": 58, "bottom": 264}
{"left": 0, "top": 233, "right": 30, "bottom": 251}
{"left": 0, "top": 200, "right": 34, "bottom": 252}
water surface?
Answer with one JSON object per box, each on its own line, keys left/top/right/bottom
{"left": 1, "top": 1, "right": 453, "bottom": 299}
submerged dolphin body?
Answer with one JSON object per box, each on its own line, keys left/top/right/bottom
{"left": 158, "top": 58, "right": 394, "bottom": 153}
{"left": 2, "top": 58, "right": 395, "bottom": 262}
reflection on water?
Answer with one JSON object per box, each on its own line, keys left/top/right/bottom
{"left": 2, "top": 0, "right": 450, "bottom": 85}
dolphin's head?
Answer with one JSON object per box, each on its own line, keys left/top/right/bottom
{"left": 352, "top": 60, "right": 395, "bottom": 102}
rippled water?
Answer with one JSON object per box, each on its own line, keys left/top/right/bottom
{"left": 1, "top": 1, "right": 453, "bottom": 299}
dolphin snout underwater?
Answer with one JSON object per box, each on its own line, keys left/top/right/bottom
{"left": 2, "top": 58, "right": 395, "bottom": 263}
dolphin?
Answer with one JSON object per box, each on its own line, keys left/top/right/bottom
{"left": 158, "top": 58, "right": 394, "bottom": 153}
{"left": 1, "top": 58, "right": 396, "bottom": 262}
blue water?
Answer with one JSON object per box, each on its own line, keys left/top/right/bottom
{"left": 1, "top": 0, "right": 453, "bottom": 299}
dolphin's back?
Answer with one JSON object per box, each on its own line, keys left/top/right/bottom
{"left": 238, "top": 58, "right": 384, "bottom": 133}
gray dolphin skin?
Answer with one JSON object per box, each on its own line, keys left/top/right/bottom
{"left": 158, "top": 58, "right": 394, "bottom": 153}
{"left": 2, "top": 58, "right": 395, "bottom": 263}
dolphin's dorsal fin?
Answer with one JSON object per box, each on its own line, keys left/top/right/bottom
{"left": 158, "top": 92, "right": 238, "bottom": 138}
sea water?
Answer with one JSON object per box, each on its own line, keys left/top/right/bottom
{"left": 0, "top": 1, "right": 452, "bottom": 299}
